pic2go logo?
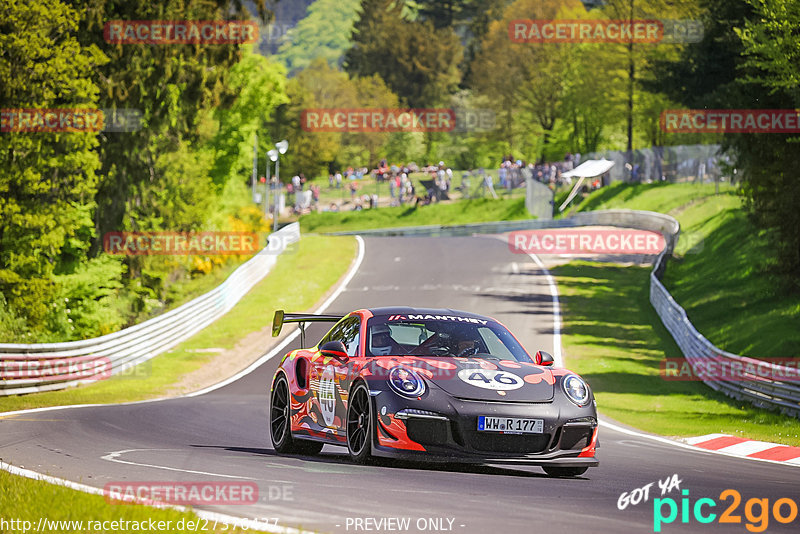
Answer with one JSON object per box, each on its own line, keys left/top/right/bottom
{"left": 653, "top": 489, "right": 799, "bottom": 533}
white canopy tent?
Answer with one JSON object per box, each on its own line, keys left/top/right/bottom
{"left": 558, "top": 159, "right": 615, "bottom": 212}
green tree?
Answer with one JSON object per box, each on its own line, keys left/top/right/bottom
{"left": 733, "top": 0, "right": 800, "bottom": 282}
{"left": 598, "top": 0, "right": 701, "bottom": 155}
{"left": 276, "top": 0, "right": 362, "bottom": 75}
{"left": 648, "top": 0, "right": 755, "bottom": 109}
{"left": 561, "top": 43, "right": 626, "bottom": 154}
{"left": 68, "top": 0, "right": 255, "bottom": 241}
{"left": 651, "top": 0, "right": 800, "bottom": 283}
{"left": 345, "top": 0, "right": 462, "bottom": 108}
{"left": 469, "top": 0, "right": 585, "bottom": 157}
{"left": 410, "top": 0, "right": 480, "bottom": 29}
{"left": 277, "top": 60, "right": 354, "bottom": 178}
{"left": 0, "top": 0, "right": 107, "bottom": 330}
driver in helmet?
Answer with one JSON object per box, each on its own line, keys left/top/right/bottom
{"left": 369, "top": 324, "right": 401, "bottom": 356}
{"left": 456, "top": 338, "right": 481, "bottom": 357}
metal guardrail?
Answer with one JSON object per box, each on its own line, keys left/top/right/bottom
{"left": 330, "top": 210, "right": 799, "bottom": 418}
{"left": 0, "top": 223, "right": 301, "bottom": 396}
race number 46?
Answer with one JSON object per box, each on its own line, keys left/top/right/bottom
{"left": 457, "top": 369, "right": 524, "bottom": 391}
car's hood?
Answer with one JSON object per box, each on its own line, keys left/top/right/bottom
{"left": 370, "top": 356, "right": 555, "bottom": 402}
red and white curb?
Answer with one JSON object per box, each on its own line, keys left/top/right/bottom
{"left": 683, "top": 434, "right": 800, "bottom": 464}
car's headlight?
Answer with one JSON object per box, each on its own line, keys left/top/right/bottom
{"left": 388, "top": 366, "right": 426, "bottom": 397}
{"left": 563, "top": 374, "right": 590, "bottom": 406}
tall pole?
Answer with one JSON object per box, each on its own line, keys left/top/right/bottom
{"left": 265, "top": 152, "right": 271, "bottom": 219}
{"left": 252, "top": 134, "right": 257, "bottom": 200}
{"left": 273, "top": 157, "right": 280, "bottom": 232}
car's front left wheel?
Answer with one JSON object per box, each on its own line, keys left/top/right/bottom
{"left": 346, "top": 382, "right": 374, "bottom": 463}
{"left": 270, "top": 375, "right": 323, "bottom": 455}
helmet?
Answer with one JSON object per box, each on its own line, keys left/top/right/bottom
{"left": 370, "top": 324, "right": 394, "bottom": 356}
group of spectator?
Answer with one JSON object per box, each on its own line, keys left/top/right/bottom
{"left": 270, "top": 151, "right": 596, "bottom": 216}
{"left": 497, "top": 152, "right": 587, "bottom": 190}
{"left": 327, "top": 167, "right": 371, "bottom": 189}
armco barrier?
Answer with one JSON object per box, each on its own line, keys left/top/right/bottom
{"left": 329, "top": 210, "right": 799, "bottom": 418}
{"left": 0, "top": 223, "right": 300, "bottom": 396}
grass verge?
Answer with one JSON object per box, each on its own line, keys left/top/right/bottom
{"left": 663, "top": 196, "right": 800, "bottom": 358}
{"left": 554, "top": 261, "right": 800, "bottom": 446}
{"left": 299, "top": 197, "right": 529, "bottom": 234}
{"left": 0, "top": 470, "right": 249, "bottom": 533}
{"left": 559, "top": 180, "right": 735, "bottom": 217}
{"left": 553, "top": 182, "right": 800, "bottom": 444}
{"left": 0, "top": 235, "right": 357, "bottom": 413}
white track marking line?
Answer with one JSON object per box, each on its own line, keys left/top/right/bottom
{"left": 521, "top": 251, "right": 563, "bottom": 367}
{"left": 717, "top": 441, "right": 783, "bottom": 456}
{"left": 101, "top": 449, "right": 255, "bottom": 479}
{"left": 599, "top": 418, "right": 800, "bottom": 468}
{"left": 0, "top": 460, "right": 314, "bottom": 534}
{"left": 683, "top": 433, "right": 728, "bottom": 445}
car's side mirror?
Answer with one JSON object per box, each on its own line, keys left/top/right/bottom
{"left": 320, "top": 340, "right": 348, "bottom": 361}
{"left": 535, "top": 350, "right": 554, "bottom": 366}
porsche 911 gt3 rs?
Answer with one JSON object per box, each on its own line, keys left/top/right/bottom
{"left": 269, "top": 307, "right": 598, "bottom": 477}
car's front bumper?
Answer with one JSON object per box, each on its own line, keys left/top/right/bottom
{"left": 369, "top": 387, "right": 599, "bottom": 466}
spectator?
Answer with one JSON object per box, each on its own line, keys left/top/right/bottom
{"left": 461, "top": 171, "right": 472, "bottom": 198}
{"left": 484, "top": 170, "right": 498, "bottom": 199}
{"left": 499, "top": 160, "right": 508, "bottom": 189}
{"left": 310, "top": 184, "right": 320, "bottom": 210}
{"left": 286, "top": 181, "right": 295, "bottom": 207}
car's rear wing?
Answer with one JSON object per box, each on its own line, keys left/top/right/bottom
{"left": 272, "top": 310, "right": 344, "bottom": 348}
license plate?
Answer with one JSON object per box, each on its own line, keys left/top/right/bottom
{"left": 478, "top": 416, "right": 543, "bottom": 434}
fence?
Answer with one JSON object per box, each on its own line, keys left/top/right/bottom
{"left": 0, "top": 223, "right": 301, "bottom": 396}
{"left": 329, "top": 211, "right": 799, "bottom": 418}
{"left": 582, "top": 144, "right": 730, "bottom": 183}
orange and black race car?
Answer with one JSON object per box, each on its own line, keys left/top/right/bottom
{"left": 268, "top": 307, "right": 598, "bottom": 477}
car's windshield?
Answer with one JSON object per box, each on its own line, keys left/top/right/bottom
{"left": 365, "top": 314, "right": 532, "bottom": 362}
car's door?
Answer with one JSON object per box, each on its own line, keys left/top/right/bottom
{"left": 313, "top": 315, "right": 361, "bottom": 434}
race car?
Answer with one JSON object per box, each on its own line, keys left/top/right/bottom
{"left": 268, "top": 307, "right": 598, "bottom": 477}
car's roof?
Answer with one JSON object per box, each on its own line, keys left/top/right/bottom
{"left": 364, "top": 306, "right": 497, "bottom": 322}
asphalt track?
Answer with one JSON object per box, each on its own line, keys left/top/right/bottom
{"left": 1, "top": 236, "right": 798, "bottom": 534}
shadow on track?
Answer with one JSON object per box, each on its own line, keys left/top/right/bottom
{"left": 189, "top": 444, "right": 591, "bottom": 480}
